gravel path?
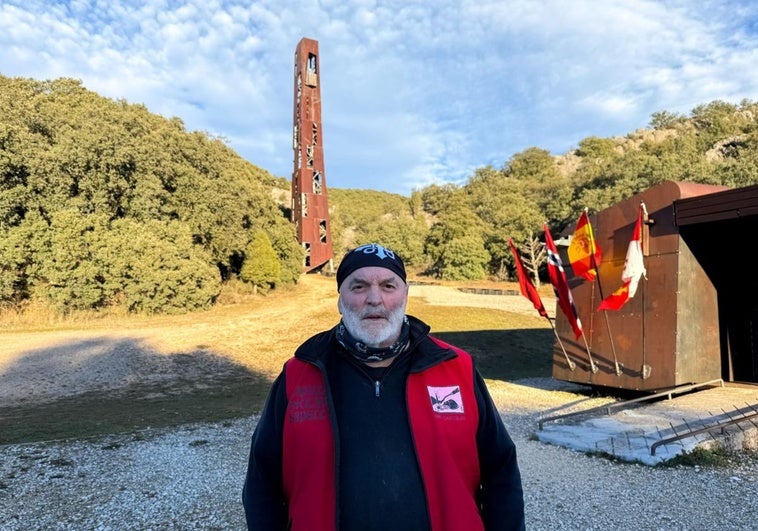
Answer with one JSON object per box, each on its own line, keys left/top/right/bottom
{"left": 3, "top": 283, "right": 757, "bottom": 529}
{"left": 2, "top": 377, "right": 758, "bottom": 530}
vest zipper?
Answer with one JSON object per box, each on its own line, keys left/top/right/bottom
{"left": 354, "top": 353, "right": 407, "bottom": 398}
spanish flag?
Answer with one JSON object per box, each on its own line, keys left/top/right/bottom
{"left": 567, "top": 210, "right": 601, "bottom": 281}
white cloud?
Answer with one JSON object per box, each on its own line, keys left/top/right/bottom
{"left": 0, "top": 0, "right": 756, "bottom": 195}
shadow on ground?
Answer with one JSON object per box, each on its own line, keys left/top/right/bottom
{"left": 433, "top": 328, "right": 554, "bottom": 381}
{"left": 1, "top": 327, "right": 555, "bottom": 445}
{"left": 0, "top": 337, "right": 272, "bottom": 445}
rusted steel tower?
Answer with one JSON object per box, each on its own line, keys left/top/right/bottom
{"left": 291, "top": 37, "right": 334, "bottom": 271}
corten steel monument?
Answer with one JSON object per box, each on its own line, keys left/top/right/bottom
{"left": 291, "top": 37, "right": 334, "bottom": 271}
{"left": 552, "top": 180, "right": 758, "bottom": 392}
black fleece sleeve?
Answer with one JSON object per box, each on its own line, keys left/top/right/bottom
{"left": 474, "top": 368, "right": 526, "bottom": 531}
{"left": 242, "top": 370, "right": 289, "bottom": 530}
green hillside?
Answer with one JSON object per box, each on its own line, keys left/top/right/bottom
{"left": 2, "top": 74, "right": 756, "bottom": 314}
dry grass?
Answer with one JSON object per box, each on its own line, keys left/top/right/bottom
{"left": 0, "top": 274, "right": 554, "bottom": 444}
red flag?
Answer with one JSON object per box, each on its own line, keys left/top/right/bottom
{"left": 544, "top": 224, "right": 583, "bottom": 339}
{"left": 598, "top": 203, "right": 647, "bottom": 311}
{"left": 508, "top": 238, "right": 548, "bottom": 318}
{"left": 567, "top": 211, "right": 601, "bottom": 281}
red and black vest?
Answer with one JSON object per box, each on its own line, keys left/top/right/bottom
{"left": 281, "top": 337, "right": 483, "bottom": 531}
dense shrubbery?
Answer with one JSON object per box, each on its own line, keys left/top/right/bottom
{"left": 0, "top": 76, "right": 299, "bottom": 313}
{"left": 2, "top": 74, "right": 757, "bottom": 313}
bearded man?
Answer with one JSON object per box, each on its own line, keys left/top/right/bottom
{"left": 242, "top": 243, "right": 525, "bottom": 531}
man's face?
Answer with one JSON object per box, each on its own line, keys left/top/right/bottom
{"left": 338, "top": 266, "right": 408, "bottom": 348}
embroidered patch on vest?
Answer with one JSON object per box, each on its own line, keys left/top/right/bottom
{"left": 427, "top": 385, "right": 464, "bottom": 413}
{"left": 288, "top": 384, "right": 328, "bottom": 423}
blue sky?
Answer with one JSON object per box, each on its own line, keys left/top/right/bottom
{"left": 1, "top": 0, "right": 756, "bottom": 196}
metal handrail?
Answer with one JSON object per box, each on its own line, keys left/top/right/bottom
{"left": 537, "top": 379, "right": 725, "bottom": 430}
{"left": 650, "top": 405, "right": 758, "bottom": 455}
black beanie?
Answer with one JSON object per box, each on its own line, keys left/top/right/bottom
{"left": 336, "top": 243, "right": 407, "bottom": 291}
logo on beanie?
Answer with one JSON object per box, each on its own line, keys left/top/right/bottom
{"left": 354, "top": 243, "right": 396, "bottom": 260}
{"left": 336, "top": 242, "right": 406, "bottom": 290}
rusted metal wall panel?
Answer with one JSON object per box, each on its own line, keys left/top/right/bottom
{"left": 640, "top": 253, "right": 680, "bottom": 389}
{"left": 553, "top": 181, "right": 727, "bottom": 391}
{"left": 675, "top": 240, "right": 721, "bottom": 384}
{"left": 555, "top": 241, "right": 681, "bottom": 390}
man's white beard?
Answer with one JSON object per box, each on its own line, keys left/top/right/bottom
{"left": 339, "top": 299, "right": 407, "bottom": 348}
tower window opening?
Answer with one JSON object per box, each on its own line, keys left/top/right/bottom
{"left": 304, "top": 242, "right": 311, "bottom": 267}
{"left": 313, "top": 171, "right": 323, "bottom": 194}
{"left": 305, "top": 54, "right": 318, "bottom": 86}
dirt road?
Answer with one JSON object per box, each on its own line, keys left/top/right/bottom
{"left": 0, "top": 276, "right": 553, "bottom": 407}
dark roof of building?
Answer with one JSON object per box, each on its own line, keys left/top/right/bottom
{"left": 674, "top": 183, "right": 758, "bottom": 226}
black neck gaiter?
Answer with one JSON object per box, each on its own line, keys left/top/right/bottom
{"left": 336, "top": 316, "right": 410, "bottom": 363}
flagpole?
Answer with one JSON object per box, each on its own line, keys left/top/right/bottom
{"left": 586, "top": 209, "right": 622, "bottom": 376}
{"left": 509, "top": 237, "right": 575, "bottom": 370}
{"left": 597, "top": 288, "right": 621, "bottom": 375}
{"left": 546, "top": 316, "right": 576, "bottom": 370}
{"left": 639, "top": 201, "right": 651, "bottom": 379}
{"left": 543, "top": 223, "right": 597, "bottom": 374}
{"left": 579, "top": 328, "right": 598, "bottom": 373}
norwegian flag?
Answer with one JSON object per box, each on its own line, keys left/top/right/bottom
{"left": 544, "top": 224, "right": 583, "bottom": 339}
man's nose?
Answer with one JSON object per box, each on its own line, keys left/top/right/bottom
{"left": 365, "top": 285, "right": 382, "bottom": 304}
